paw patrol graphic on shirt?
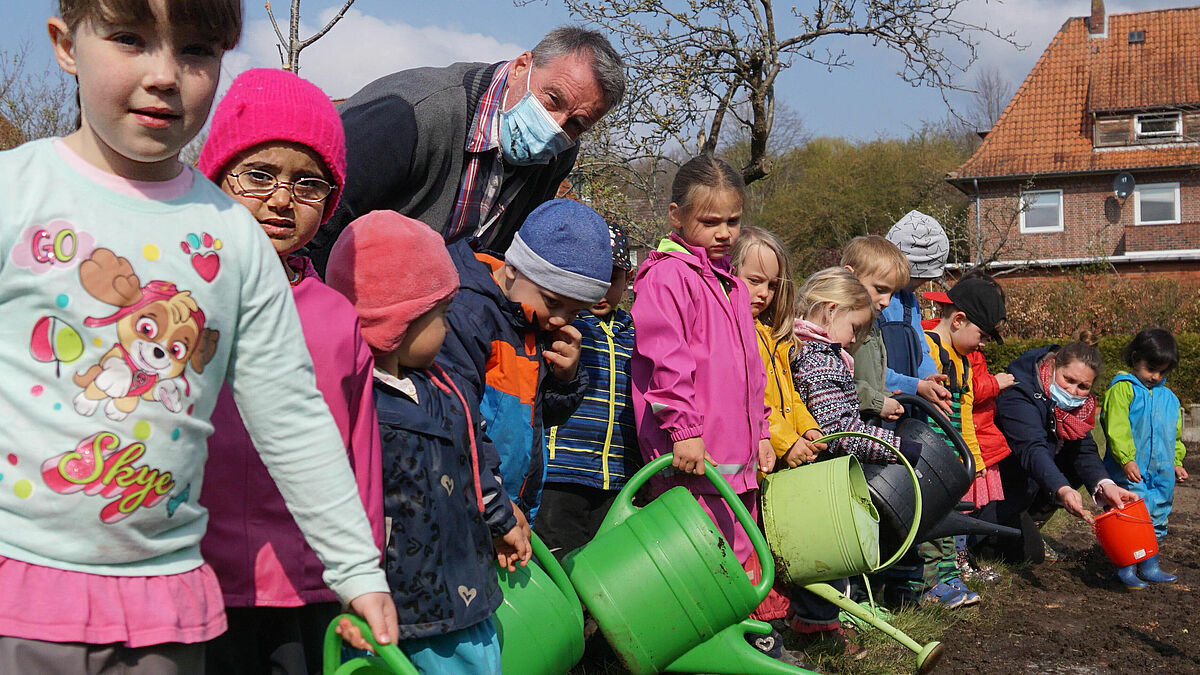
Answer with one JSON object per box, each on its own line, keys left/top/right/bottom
{"left": 70, "top": 248, "right": 220, "bottom": 421}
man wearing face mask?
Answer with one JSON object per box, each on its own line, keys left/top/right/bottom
{"left": 310, "top": 26, "right": 625, "bottom": 273}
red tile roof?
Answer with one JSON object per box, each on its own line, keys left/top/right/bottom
{"left": 950, "top": 6, "right": 1200, "bottom": 182}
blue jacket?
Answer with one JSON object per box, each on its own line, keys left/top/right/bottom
{"left": 994, "top": 346, "right": 1108, "bottom": 496}
{"left": 1101, "top": 372, "right": 1183, "bottom": 536}
{"left": 375, "top": 365, "right": 516, "bottom": 639}
{"left": 880, "top": 289, "right": 938, "bottom": 395}
{"left": 436, "top": 240, "right": 589, "bottom": 521}
{"left": 544, "top": 309, "right": 641, "bottom": 490}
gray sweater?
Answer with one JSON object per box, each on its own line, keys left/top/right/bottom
{"left": 310, "top": 61, "right": 579, "bottom": 272}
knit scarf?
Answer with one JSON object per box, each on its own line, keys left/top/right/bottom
{"left": 794, "top": 318, "right": 854, "bottom": 374}
{"left": 1037, "top": 352, "right": 1096, "bottom": 441}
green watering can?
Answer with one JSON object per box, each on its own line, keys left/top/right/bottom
{"left": 761, "top": 431, "right": 922, "bottom": 586}
{"left": 762, "top": 432, "right": 943, "bottom": 674}
{"left": 564, "top": 453, "right": 820, "bottom": 675}
{"left": 494, "top": 530, "right": 585, "bottom": 674}
{"left": 321, "top": 614, "right": 419, "bottom": 675}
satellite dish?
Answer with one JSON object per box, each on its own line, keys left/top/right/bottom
{"left": 1114, "top": 172, "right": 1135, "bottom": 200}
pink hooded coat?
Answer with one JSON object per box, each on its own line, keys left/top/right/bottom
{"left": 631, "top": 234, "right": 771, "bottom": 496}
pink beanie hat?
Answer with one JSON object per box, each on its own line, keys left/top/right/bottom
{"left": 197, "top": 68, "right": 346, "bottom": 223}
{"left": 325, "top": 211, "right": 459, "bottom": 354}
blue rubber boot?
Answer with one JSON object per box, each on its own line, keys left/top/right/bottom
{"left": 1115, "top": 564, "right": 1147, "bottom": 590}
{"left": 1136, "top": 555, "right": 1177, "bottom": 584}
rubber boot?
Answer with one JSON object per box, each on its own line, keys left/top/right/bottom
{"left": 1115, "top": 564, "right": 1147, "bottom": 590}
{"left": 1136, "top": 555, "right": 1177, "bottom": 584}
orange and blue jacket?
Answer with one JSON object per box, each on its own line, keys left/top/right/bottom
{"left": 435, "top": 241, "right": 588, "bottom": 522}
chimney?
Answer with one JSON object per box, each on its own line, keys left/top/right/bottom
{"left": 1089, "top": 0, "right": 1107, "bottom": 36}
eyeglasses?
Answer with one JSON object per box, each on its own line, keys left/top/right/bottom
{"left": 227, "top": 169, "right": 333, "bottom": 204}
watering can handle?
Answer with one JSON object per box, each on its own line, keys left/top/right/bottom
{"left": 527, "top": 529, "right": 583, "bottom": 615}
{"left": 892, "top": 393, "right": 976, "bottom": 476}
{"left": 608, "top": 453, "right": 777, "bottom": 603}
{"left": 811, "top": 431, "right": 923, "bottom": 572}
{"left": 322, "top": 614, "right": 419, "bottom": 675}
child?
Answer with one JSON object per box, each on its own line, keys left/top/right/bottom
{"left": 882, "top": 211, "right": 953, "bottom": 416}
{"left": 841, "top": 235, "right": 911, "bottom": 422}
{"left": 931, "top": 271, "right": 1015, "bottom": 575}
{"left": 632, "top": 155, "right": 805, "bottom": 666}
{"left": 917, "top": 278, "right": 1007, "bottom": 608}
{"left": 732, "top": 226, "right": 825, "bottom": 468}
{"left": 792, "top": 268, "right": 909, "bottom": 466}
{"left": 326, "top": 211, "right": 531, "bottom": 673}
{"left": 1102, "top": 328, "right": 1187, "bottom": 588}
{"left": 432, "top": 198, "right": 610, "bottom": 522}
{"left": 539, "top": 223, "right": 640, "bottom": 560}
{"left": 0, "top": 1, "right": 393, "bottom": 670}
{"left": 192, "top": 68, "right": 383, "bottom": 675}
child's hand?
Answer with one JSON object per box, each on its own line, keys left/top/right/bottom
{"left": 672, "top": 437, "right": 715, "bottom": 475}
{"left": 917, "top": 375, "right": 953, "bottom": 416}
{"left": 881, "top": 396, "right": 905, "bottom": 421}
{"left": 758, "top": 439, "right": 776, "bottom": 473}
{"left": 336, "top": 592, "right": 399, "bottom": 650}
{"left": 1122, "top": 461, "right": 1142, "bottom": 483}
{"left": 783, "top": 435, "right": 822, "bottom": 467}
{"left": 994, "top": 373, "right": 1016, "bottom": 391}
{"left": 544, "top": 324, "right": 582, "bottom": 381}
{"left": 494, "top": 519, "right": 533, "bottom": 572}
{"left": 1176, "top": 465, "right": 1189, "bottom": 482}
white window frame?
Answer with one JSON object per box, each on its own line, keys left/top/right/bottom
{"left": 1134, "top": 182, "right": 1181, "bottom": 225}
{"left": 1018, "top": 189, "right": 1064, "bottom": 233}
{"left": 1134, "top": 112, "right": 1182, "bottom": 140}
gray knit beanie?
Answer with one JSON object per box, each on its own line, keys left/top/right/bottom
{"left": 886, "top": 210, "right": 949, "bottom": 279}
{"left": 506, "top": 199, "right": 613, "bottom": 303}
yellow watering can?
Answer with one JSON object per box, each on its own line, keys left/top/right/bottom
{"left": 761, "top": 431, "right": 944, "bottom": 673}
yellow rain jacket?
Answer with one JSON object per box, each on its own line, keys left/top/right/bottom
{"left": 755, "top": 320, "right": 821, "bottom": 459}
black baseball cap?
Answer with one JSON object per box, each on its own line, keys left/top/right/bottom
{"left": 946, "top": 277, "right": 1006, "bottom": 344}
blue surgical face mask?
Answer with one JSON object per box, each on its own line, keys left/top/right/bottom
{"left": 1048, "top": 374, "right": 1088, "bottom": 410}
{"left": 499, "top": 64, "right": 575, "bottom": 166}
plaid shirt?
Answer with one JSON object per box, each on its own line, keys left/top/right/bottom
{"left": 445, "top": 60, "right": 530, "bottom": 246}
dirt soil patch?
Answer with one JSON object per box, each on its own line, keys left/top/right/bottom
{"left": 932, "top": 451, "right": 1200, "bottom": 675}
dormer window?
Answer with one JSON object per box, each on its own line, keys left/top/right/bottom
{"left": 1135, "top": 112, "right": 1182, "bottom": 140}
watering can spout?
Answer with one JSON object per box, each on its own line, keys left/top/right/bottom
{"left": 923, "top": 511, "right": 1021, "bottom": 542}
{"left": 663, "top": 621, "right": 821, "bottom": 675}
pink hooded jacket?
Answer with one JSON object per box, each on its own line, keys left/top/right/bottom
{"left": 631, "top": 234, "right": 771, "bottom": 495}
{"left": 200, "top": 257, "right": 384, "bottom": 607}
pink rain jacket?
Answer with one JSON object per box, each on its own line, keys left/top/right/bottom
{"left": 631, "top": 234, "right": 771, "bottom": 495}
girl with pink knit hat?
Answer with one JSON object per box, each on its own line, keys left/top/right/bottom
{"left": 196, "top": 68, "right": 384, "bottom": 675}
{"left": 325, "top": 210, "right": 532, "bottom": 674}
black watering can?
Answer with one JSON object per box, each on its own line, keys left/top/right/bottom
{"left": 862, "top": 394, "right": 1019, "bottom": 559}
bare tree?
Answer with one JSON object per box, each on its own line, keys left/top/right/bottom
{"left": 969, "top": 64, "right": 1013, "bottom": 132}
{"left": 265, "top": 0, "right": 357, "bottom": 74}
{"left": 545, "top": 0, "right": 1019, "bottom": 187}
{"left": 0, "top": 42, "right": 77, "bottom": 147}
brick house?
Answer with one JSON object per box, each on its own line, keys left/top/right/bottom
{"left": 946, "top": 1, "right": 1200, "bottom": 284}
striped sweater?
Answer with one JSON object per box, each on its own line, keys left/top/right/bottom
{"left": 544, "top": 309, "right": 641, "bottom": 490}
{"left": 793, "top": 340, "right": 898, "bottom": 464}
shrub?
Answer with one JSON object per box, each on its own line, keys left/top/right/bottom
{"left": 998, "top": 273, "right": 1200, "bottom": 339}
{"left": 982, "top": 333, "right": 1200, "bottom": 405}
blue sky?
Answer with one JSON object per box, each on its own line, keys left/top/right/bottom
{"left": 5, "top": 1, "right": 1197, "bottom": 140}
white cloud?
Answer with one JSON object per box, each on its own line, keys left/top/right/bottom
{"left": 221, "top": 7, "right": 525, "bottom": 99}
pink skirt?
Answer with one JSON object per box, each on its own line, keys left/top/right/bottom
{"left": 963, "top": 464, "right": 1005, "bottom": 509}
{"left": 0, "top": 555, "right": 227, "bottom": 648}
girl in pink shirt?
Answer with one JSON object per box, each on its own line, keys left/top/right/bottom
{"left": 631, "top": 155, "right": 804, "bottom": 666}
{"left": 197, "top": 69, "right": 383, "bottom": 675}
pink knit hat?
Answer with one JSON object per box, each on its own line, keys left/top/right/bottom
{"left": 197, "top": 68, "right": 346, "bottom": 223}
{"left": 325, "top": 211, "right": 459, "bottom": 354}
